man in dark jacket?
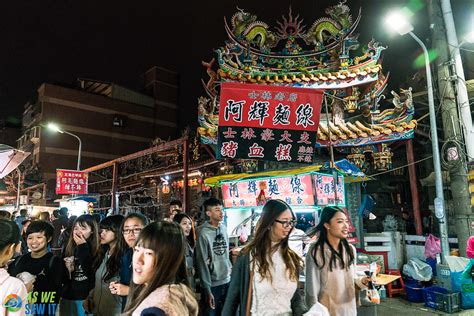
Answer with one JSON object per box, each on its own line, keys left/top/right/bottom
{"left": 51, "top": 208, "right": 68, "bottom": 250}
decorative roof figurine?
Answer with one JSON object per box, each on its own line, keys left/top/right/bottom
{"left": 197, "top": 2, "right": 416, "bottom": 169}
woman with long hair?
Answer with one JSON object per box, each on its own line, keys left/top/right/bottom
{"left": 109, "top": 212, "right": 149, "bottom": 310}
{"left": 84, "top": 215, "right": 125, "bottom": 315}
{"left": 60, "top": 214, "right": 100, "bottom": 316}
{"left": 305, "top": 206, "right": 369, "bottom": 316}
{"left": 173, "top": 213, "right": 196, "bottom": 289}
{"left": 123, "top": 221, "right": 198, "bottom": 315}
{"left": 0, "top": 219, "right": 28, "bottom": 315}
{"left": 223, "top": 199, "right": 307, "bottom": 316}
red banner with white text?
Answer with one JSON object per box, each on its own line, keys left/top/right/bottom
{"left": 56, "top": 169, "right": 88, "bottom": 194}
{"left": 217, "top": 83, "right": 324, "bottom": 163}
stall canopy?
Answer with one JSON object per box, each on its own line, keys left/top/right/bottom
{"left": 0, "top": 145, "right": 30, "bottom": 179}
{"left": 205, "top": 159, "right": 366, "bottom": 187}
{"left": 54, "top": 195, "right": 97, "bottom": 203}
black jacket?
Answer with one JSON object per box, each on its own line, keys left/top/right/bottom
{"left": 222, "top": 252, "right": 307, "bottom": 316}
{"left": 61, "top": 243, "right": 95, "bottom": 300}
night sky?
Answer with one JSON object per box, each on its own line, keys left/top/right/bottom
{"left": 0, "top": 0, "right": 471, "bottom": 130}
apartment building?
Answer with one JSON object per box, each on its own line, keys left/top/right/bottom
{"left": 17, "top": 66, "right": 179, "bottom": 203}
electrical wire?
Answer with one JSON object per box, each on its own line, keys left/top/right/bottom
{"left": 441, "top": 138, "right": 467, "bottom": 170}
{"left": 447, "top": 42, "right": 474, "bottom": 53}
{"left": 367, "top": 155, "right": 433, "bottom": 178}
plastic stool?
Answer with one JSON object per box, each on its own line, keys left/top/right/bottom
{"left": 385, "top": 269, "right": 405, "bottom": 298}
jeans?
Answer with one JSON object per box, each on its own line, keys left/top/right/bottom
{"left": 205, "top": 283, "right": 229, "bottom": 316}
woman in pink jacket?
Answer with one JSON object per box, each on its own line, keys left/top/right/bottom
{"left": 467, "top": 236, "right": 474, "bottom": 258}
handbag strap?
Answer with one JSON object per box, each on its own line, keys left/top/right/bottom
{"left": 245, "top": 259, "right": 255, "bottom": 316}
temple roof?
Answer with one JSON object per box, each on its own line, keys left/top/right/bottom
{"left": 316, "top": 119, "right": 417, "bottom": 147}
{"left": 218, "top": 65, "right": 382, "bottom": 88}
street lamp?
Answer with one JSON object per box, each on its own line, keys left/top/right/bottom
{"left": 47, "top": 123, "right": 82, "bottom": 171}
{"left": 385, "top": 11, "right": 449, "bottom": 259}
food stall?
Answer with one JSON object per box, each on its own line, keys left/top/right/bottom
{"left": 205, "top": 163, "right": 358, "bottom": 245}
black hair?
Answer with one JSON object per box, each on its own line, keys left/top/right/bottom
{"left": 118, "top": 212, "right": 149, "bottom": 250}
{"left": 123, "top": 221, "right": 188, "bottom": 314}
{"left": 64, "top": 214, "right": 100, "bottom": 258}
{"left": 0, "top": 210, "right": 11, "bottom": 220}
{"left": 170, "top": 200, "right": 182, "bottom": 208}
{"left": 0, "top": 219, "right": 20, "bottom": 252}
{"left": 100, "top": 214, "right": 124, "bottom": 232}
{"left": 20, "top": 209, "right": 28, "bottom": 217}
{"left": 97, "top": 215, "right": 125, "bottom": 282}
{"left": 242, "top": 199, "right": 301, "bottom": 283}
{"left": 26, "top": 220, "right": 55, "bottom": 242}
{"left": 308, "top": 206, "right": 354, "bottom": 271}
{"left": 53, "top": 210, "right": 60, "bottom": 218}
{"left": 92, "top": 213, "right": 102, "bottom": 224}
{"left": 66, "top": 216, "right": 77, "bottom": 231}
{"left": 173, "top": 213, "right": 195, "bottom": 248}
{"left": 59, "top": 207, "right": 68, "bottom": 217}
{"left": 21, "top": 219, "right": 31, "bottom": 226}
{"left": 39, "top": 211, "right": 51, "bottom": 222}
{"left": 123, "top": 212, "right": 149, "bottom": 226}
{"left": 203, "top": 197, "right": 222, "bottom": 211}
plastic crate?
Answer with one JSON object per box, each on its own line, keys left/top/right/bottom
{"left": 405, "top": 283, "right": 424, "bottom": 302}
{"left": 422, "top": 286, "right": 461, "bottom": 314}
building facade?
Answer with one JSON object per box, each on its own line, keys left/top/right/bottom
{"left": 17, "top": 67, "right": 179, "bottom": 204}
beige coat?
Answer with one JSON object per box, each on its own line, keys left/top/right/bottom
{"left": 305, "top": 243, "right": 365, "bottom": 316}
{"left": 132, "top": 283, "right": 198, "bottom": 316}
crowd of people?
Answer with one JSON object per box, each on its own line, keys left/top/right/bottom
{"left": 0, "top": 199, "right": 369, "bottom": 316}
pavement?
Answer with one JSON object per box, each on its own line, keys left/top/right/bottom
{"left": 374, "top": 297, "right": 474, "bottom": 315}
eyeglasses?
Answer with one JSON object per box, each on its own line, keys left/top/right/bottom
{"left": 274, "top": 219, "right": 297, "bottom": 228}
{"left": 123, "top": 228, "right": 142, "bottom": 235}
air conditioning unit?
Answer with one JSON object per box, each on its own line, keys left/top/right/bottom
{"left": 30, "top": 126, "right": 40, "bottom": 144}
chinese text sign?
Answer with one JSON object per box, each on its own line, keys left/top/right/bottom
{"left": 217, "top": 83, "right": 324, "bottom": 163}
{"left": 56, "top": 169, "right": 88, "bottom": 194}
{"left": 222, "top": 174, "right": 315, "bottom": 208}
{"left": 314, "top": 173, "right": 345, "bottom": 206}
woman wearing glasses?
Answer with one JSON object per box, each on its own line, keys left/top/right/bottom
{"left": 223, "top": 199, "right": 307, "bottom": 316}
{"left": 305, "top": 206, "right": 369, "bottom": 316}
{"left": 109, "top": 212, "right": 148, "bottom": 311}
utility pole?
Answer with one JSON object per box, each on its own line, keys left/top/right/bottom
{"left": 440, "top": 0, "right": 474, "bottom": 162}
{"left": 429, "top": 0, "right": 473, "bottom": 256}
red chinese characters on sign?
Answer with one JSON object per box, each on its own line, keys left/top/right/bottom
{"left": 56, "top": 169, "right": 88, "bottom": 194}
{"left": 222, "top": 175, "right": 315, "bottom": 208}
{"left": 314, "top": 173, "right": 345, "bottom": 206}
{"left": 217, "top": 83, "right": 324, "bottom": 163}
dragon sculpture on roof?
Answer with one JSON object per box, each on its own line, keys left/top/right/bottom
{"left": 198, "top": 2, "right": 416, "bottom": 154}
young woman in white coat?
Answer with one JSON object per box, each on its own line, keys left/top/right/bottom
{"left": 305, "top": 206, "right": 370, "bottom": 316}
